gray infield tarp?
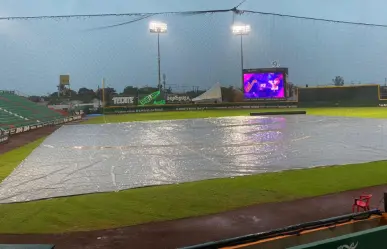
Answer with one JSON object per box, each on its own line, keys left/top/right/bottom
{"left": 0, "top": 115, "right": 387, "bottom": 203}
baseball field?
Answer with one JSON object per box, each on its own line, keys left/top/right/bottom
{"left": 0, "top": 107, "right": 386, "bottom": 234}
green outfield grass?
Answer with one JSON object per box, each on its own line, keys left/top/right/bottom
{"left": 84, "top": 107, "right": 387, "bottom": 124}
{"left": 0, "top": 138, "right": 45, "bottom": 180}
{"left": 0, "top": 107, "right": 387, "bottom": 234}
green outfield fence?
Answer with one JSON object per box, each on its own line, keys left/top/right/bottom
{"left": 298, "top": 85, "right": 382, "bottom": 107}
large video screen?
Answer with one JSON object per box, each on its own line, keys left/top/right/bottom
{"left": 243, "top": 72, "right": 286, "bottom": 100}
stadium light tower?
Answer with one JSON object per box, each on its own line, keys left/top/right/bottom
{"left": 232, "top": 24, "right": 251, "bottom": 85}
{"left": 149, "top": 21, "right": 168, "bottom": 91}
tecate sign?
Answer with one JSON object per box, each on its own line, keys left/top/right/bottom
{"left": 112, "top": 96, "right": 135, "bottom": 105}
{"left": 167, "top": 95, "right": 191, "bottom": 102}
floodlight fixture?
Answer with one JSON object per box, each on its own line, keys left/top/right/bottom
{"left": 149, "top": 22, "right": 168, "bottom": 91}
{"left": 232, "top": 24, "right": 251, "bottom": 87}
{"left": 232, "top": 24, "right": 251, "bottom": 35}
{"left": 149, "top": 22, "right": 168, "bottom": 33}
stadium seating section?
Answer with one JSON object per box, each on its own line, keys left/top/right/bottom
{"left": 0, "top": 91, "right": 64, "bottom": 130}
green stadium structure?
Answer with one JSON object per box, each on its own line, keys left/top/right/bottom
{"left": 0, "top": 91, "right": 64, "bottom": 130}
{"left": 298, "top": 84, "right": 382, "bottom": 107}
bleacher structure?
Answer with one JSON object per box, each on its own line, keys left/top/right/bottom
{"left": 0, "top": 90, "right": 65, "bottom": 131}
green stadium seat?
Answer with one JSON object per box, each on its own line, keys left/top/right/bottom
{"left": 0, "top": 91, "right": 64, "bottom": 130}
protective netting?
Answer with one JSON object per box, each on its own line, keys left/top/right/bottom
{"left": 1, "top": 115, "right": 387, "bottom": 204}
{"left": 1, "top": 10, "right": 387, "bottom": 95}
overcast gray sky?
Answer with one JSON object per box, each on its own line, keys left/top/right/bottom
{"left": 0, "top": 0, "right": 386, "bottom": 95}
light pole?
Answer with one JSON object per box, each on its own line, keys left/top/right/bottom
{"left": 232, "top": 24, "right": 251, "bottom": 86}
{"left": 149, "top": 22, "right": 168, "bottom": 91}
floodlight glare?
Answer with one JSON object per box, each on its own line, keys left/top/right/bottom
{"left": 149, "top": 22, "right": 168, "bottom": 33}
{"left": 232, "top": 24, "right": 251, "bottom": 35}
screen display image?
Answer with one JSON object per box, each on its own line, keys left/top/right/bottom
{"left": 243, "top": 72, "right": 285, "bottom": 99}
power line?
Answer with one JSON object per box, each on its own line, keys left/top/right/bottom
{"left": 235, "top": 0, "right": 248, "bottom": 9}
{"left": 231, "top": 0, "right": 248, "bottom": 26}
{"left": 241, "top": 9, "right": 387, "bottom": 28}
{"left": 85, "top": 10, "right": 230, "bottom": 30}
{"left": 0, "top": 9, "right": 231, "bottom": 21}
{"left": 1, "top": 8, "right": 387, "bottom": 28}
{"left": 85, "top": 14, "right": 156, "bottom": 31}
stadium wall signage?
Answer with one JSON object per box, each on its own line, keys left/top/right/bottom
{"left": 166, "top": 95, "right": 191, "bottom": 104}
{"left": 111, "top": 96, "right": 135, "bottom": 105}
{"left": 0, "top": 115, "right": 82, "bottom": 137}
{"left": 0, "top": 134, "right": 9, "bottom": 144}
{"left": 104, "top": 103, "right": 298, "bottom": 114}
{"left": 174, "top": 105, "right": 298, "bottom": 111}
{"left": 114, "top": 108, "right": 164, "bottom": 114}
{"left": 0, "top": 90, "right": 15, "bottom": 94}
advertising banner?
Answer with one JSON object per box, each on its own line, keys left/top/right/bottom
{"left": 0, "top": 115, "right": 82, "bottom": 138}
{"left": 111, "top": 96, "right": 136, "bottom": 106}
{"left": 0, "top": 134, "right": 9, "bottom": 144}
{"left": 166, "top": 94, "right": 192, "bottom": 104}
{"left": 139, "top": 91, "right": 161, "bottom": 106}
{"left": 0, "top": 129, "right": 9, "bottom": 136}
{"left": 104, "top": 102, "right": 297, "bottom": 114}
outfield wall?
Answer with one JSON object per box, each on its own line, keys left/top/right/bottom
{"left": 298, "top": 85, "right": 383, "bottom": 107}
{"left": 103, "top": 101, "right": 298, "bottom": 114}
{"left": 102, "top": 85, "right": 387, "bottom": 113}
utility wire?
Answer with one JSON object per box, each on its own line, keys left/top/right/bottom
{"left": 85, "top": 14, "right": 156, "bottom": 31}
{"left": 84, "top": 9, "right": 230, "bottom": 30}
{"left": 0, "top": 9, "right": 231, "bottom": 21}
{"left": 241, "top": 9, "right": 387, "bottom": 28}
{"left": 231, "top": 0, "right": 245, "bottom": 25}
{"left": 235, "top": 0, "right": 248, "bottom": 9}
{"left": 1, "top": 8, "right": 387, "bottom": 28}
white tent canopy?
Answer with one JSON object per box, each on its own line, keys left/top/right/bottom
{"left": 192, "top": 82, "right": 222, "bottom": 103}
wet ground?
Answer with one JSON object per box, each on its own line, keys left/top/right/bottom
{"left": 0, "top": 126, "right": 59, "bottom": 155}
{"left": 0, "top": 184, "right": 385, "bottom": 249}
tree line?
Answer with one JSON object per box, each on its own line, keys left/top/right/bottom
{"left": 28, "top": 85, "right": 205, "bottom": 105}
